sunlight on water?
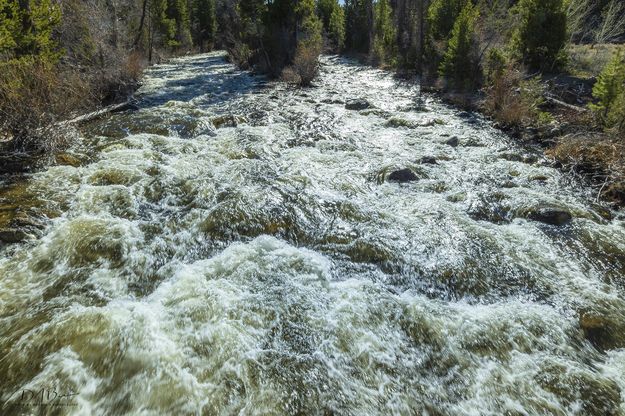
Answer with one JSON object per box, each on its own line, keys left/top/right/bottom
{"left": 1, "top": 52, "right": 625, "bottom": 415}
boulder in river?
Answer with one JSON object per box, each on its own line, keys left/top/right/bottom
{"left": 0, "top": 228, "right": 30, "bottom": 244}
{"left": 345, "top": 99, "right": 373, "bottom": 110}
{"left": 419, "top": 156, "right": 438, "bottom": 165}
{"left": 526, "top": 207, "right": 572, "bottom": 226}
{"left": 385, "top": 118, "right": 417, "bottom": 129}
{"left": 211, "top": 114, "right": 246, "bottom": 129}
{"left": 387, "top": 168, "right": 419, "bottom": 183}
{"left": 445, "top": 136, "right": 459, "bottom": 147}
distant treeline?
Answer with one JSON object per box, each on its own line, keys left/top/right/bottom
{"left": 0, "top": 0, "right": 624, "bottom": 158}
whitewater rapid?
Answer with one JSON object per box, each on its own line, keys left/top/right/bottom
{"left": 1, "top": 52, "right": 625, "bottom": 415}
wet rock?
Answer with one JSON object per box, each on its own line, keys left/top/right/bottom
{"left": 579, "top": 310, "right": 625, "bottom": 351}
{"left": 385, "top": 118, "right": 416, "bottom": 129}
{"left": 360, "top": 108, "right": 392, "bottom": 118}
{"left": 530, "top": 174, "right": 549, "bottom": 182}
{"left": 0, "top": 228, "right": 30, "bottom": 243}
{"left": 419, "top": 156, "right": 438, "bottom": 165}
{"left": 211, "top": 115, "right": 246, "bottom": 129}
{"left": 499, "top": 153, "right": 524, "bottom": 162}
{"left": 526, "top": 207, "right": 572, "bottom": 226}
{"left": 55, "top": 153, "right": 82, "bottom": 167}
{"left": 345, "top": 98, "right": 373, "bottom": 110}
{"left": 321, "top": 98, "right": 344, "bottom": 105}
{"left": 387, "top": 168, "right": 419, "bottom": 183}
{"left": 501, "top": 180, "right": 518, "bottom": 188}
{"left": 445, "top": 136, "right": 459, "bottom": 147}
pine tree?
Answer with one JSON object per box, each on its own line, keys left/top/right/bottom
{"left": 590, "top": 52, "right": 625, "bottom": 131}
{"left": 438, "top": 1, "right": 479, "bottom": 90}
{"left": 370, "top": 0, "right": 396, "bottom": 66}
{"left": 192, "top": 0, "right": 216, "bottom": 50}
{"left": 328, "top": 4, "right": 345, "bottom": 51}
{"left": 511, "top": 0, "right": 567, "bottom": 71}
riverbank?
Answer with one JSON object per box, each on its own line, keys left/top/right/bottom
{"left": 429, "top": 45, "right": 625, "bottom": 208}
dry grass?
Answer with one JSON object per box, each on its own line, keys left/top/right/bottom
{"left": 568, "top": 43, "right": 625, "bottom": 78}
{"left": 548, "top": 134, "right": 625, "bottom": 205}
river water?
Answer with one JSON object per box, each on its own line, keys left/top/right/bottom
{"left": 1, "top": 52, "right": 625, "bottom": 415}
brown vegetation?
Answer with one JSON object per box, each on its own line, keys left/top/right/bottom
{"left": 548, "top": 135, "right": 625, "bottom": 205}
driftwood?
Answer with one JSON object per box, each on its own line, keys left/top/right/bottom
{"left": 544, "top": 95, "right": 588, "bottom": 113}
{"left": 62, "top": 100, "right": 138, "bottom": 126}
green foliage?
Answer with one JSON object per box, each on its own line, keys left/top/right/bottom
{"left": 370, "top": 0, "right": 396, "bottom": 66}
{"left": 0, "top": 0, "right": 61, "bottom": 62}
{"left": 427, "top": 0, "right": 468, "bottom": 41}
{"left": 344, "top": 0, "right": 370, "bottom": 53}
{"left": 318, "top": 0, "right": 344, "bottom": 51}
{"left": 192, "top": 0, "right": 216, "bottom": 49}
{"left": 328, "top": 5, "right": 345, "bottom": 51}
{"left": 484, "top": 47, "right": 507, "bottom": 83}
{"left": 297, "top": 0, "right": 323, "bottom": 50}
{"left": 318, "top": 0, "right": 336, "bottom": 28}
{"left": 590, "top": 52, "right": 625, "bottom": 133}
{"left": 152, "top": 0, "right": 192, "bottom": 48}
{"left": 0, "top": 0, "right": 20, "bottom": 57}
{"left": 438, "top": 1, "right": 479, "bottom": 90}
{"left": 511, "top": 0, "right": 567, "bottom": 71}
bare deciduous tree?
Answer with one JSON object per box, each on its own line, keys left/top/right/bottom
{"left": 595, "top": 0, "right": 625, "bottom": 44}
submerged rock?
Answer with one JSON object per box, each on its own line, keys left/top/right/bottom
{"left": 445, "top": 136, "right": 459, "bottom": 147}
{"left": 211, "top": 114, "right": 246, "bottom": 129}
{"left": 387, "top": 168, "right": 419, "bottom": 183}
{"left": 385, "top": 118, "right": 417, "bottom": 129}
{"left": 419, "top": 156, "right": 438, "bottom": 165}
{"left": 0, "top": 228, "right": 30, "bottom": 243}
{"left": 345, "top": 98, "right": 373, "bottom": 110}
{"left": 526, "top": 207, "right": 572, "bottom": 226}
{"left": 55, "top": 153, "right": 82, "bottom": 167}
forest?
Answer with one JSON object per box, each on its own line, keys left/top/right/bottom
{"left": 0, "top": 0, "right": 625, "bottom": 199}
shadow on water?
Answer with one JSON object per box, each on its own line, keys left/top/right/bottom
{"left": 135, "top": 54, "right": 267, "bottom": 110}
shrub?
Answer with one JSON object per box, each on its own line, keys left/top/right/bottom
{"left": 438, "top": 1, "right": 479, "bottom": 90}
{"left": 483, "top": 48, "right": 507, "bottom": 84}
{"left": 589, "top": 52, "right": 625, "bottom": 134}
{"left": 483, "top": 66, "right": 549, "bottom": 127}
{"left": 511, "top": 0, "right": 567, "bottom": 71}
{"left": 293, "top": 44, "right": 320, "bottom": 86}
{"left": 0, "top": 58, "right": 91, "bottom": 153}
{"left": 427, "top": 0, "right": 468, "bottom": 41}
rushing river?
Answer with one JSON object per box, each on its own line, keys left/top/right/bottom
{"left": 2, "top": 52, "right": 625, "bottom": 415}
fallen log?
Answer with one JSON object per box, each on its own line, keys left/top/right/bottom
{"left": 62, "top": 100, "right": 139, "bottom": 125}
{"left": 544, "top": 95, "right": 588, "bottom": 113}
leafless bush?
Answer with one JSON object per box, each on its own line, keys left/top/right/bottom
{"left": 548, "top": 134, "right": 625, "bottom": 204}
{"left": 293, "top": 45, "right": 320, "bottom": 87}
{"left": 280, "top": 66, "right": 301, "bottom": 84}
{"left": 0, "top": 59, "right": 92, "bottom": 154}
{"left": 483, "top": 67, "right": 530, "bottom": 126}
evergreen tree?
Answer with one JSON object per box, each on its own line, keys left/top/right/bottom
{"left": 438, "top": 1, "right": 479, "bottom": 90}
{"left": 511, "top": 0, "right": 567, "bottom": 71}
{"left": 370, "top": 0, "right": 396, "bottom": 66}
{"left": 590, "top": 52, "right": 625, "bottom": 131}
{"left": 344, "top": 0, "right": 371, "bottom": 53}
{"left": 427, "top": 0, "right": 468, "bottom": 41}
{"left": 328, "top": 4, "right": 345, "bottom": 51}
{"left": 192, "top": 0, "right": 217, "bottom": 50}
